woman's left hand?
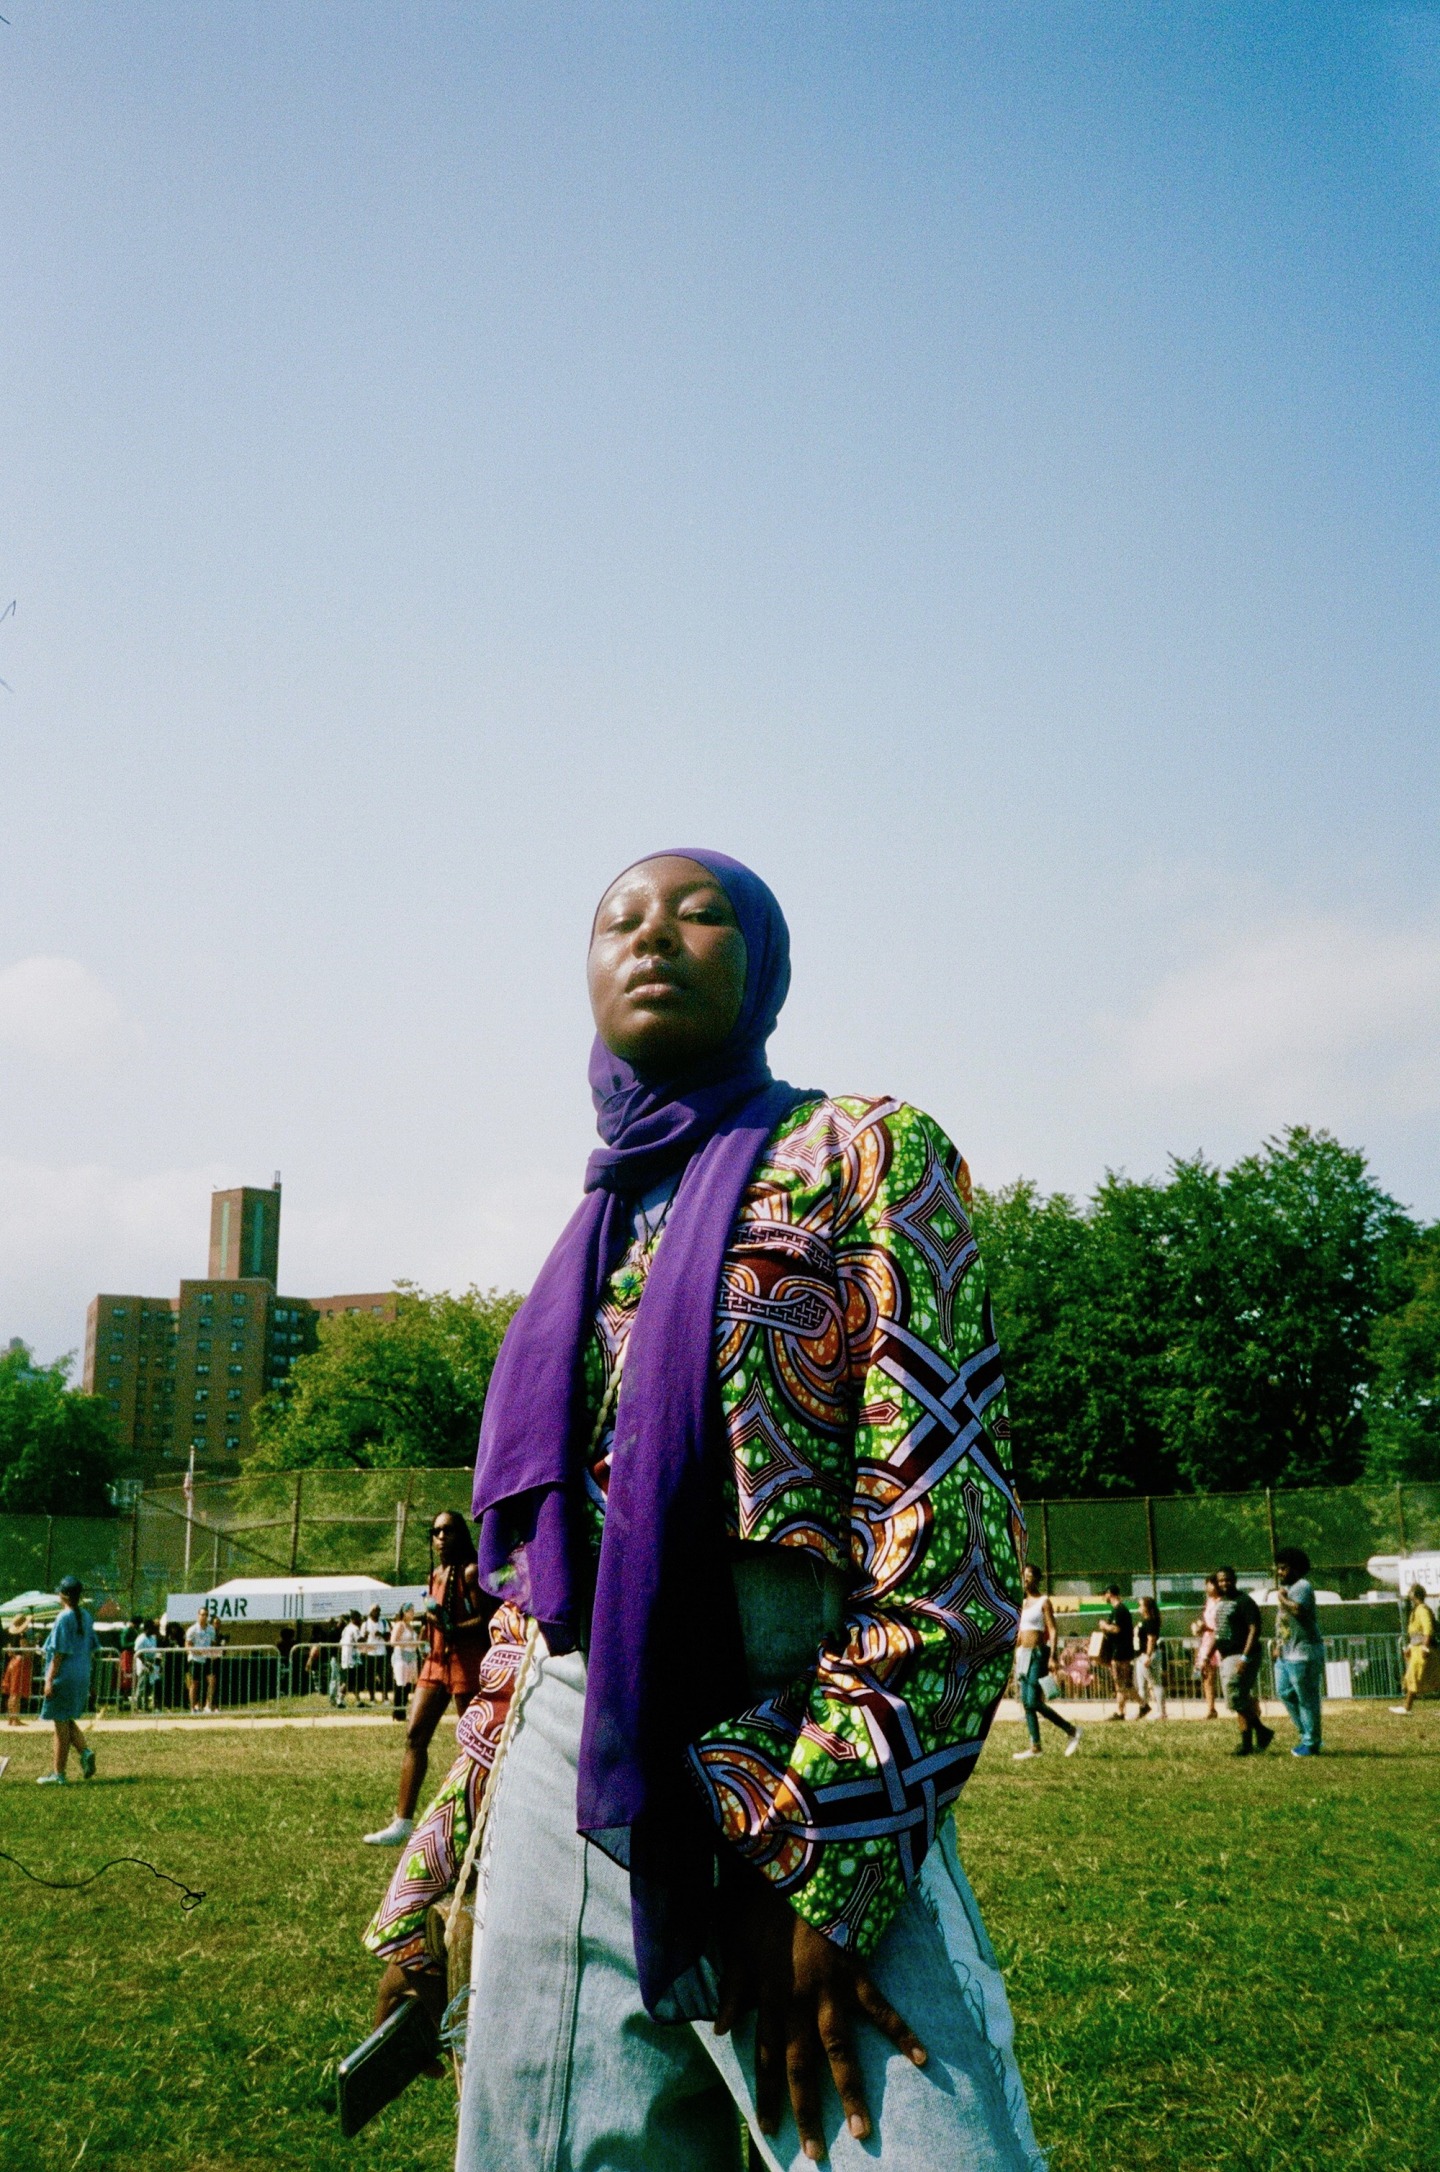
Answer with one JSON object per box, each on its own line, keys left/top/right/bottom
{"left": 714, "top": 1871, "right": 926, "bottom": 2161}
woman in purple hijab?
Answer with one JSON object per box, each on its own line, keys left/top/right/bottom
{"left": 364, "top": 852, "right": 1042, "bottom": 2172}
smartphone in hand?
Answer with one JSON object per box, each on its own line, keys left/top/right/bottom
{"left": 336, "top": 1995, "right": 441, "bottom": 2137}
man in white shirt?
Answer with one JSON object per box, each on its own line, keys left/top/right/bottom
{"left": 358, "top": 1605, "right": 389, "bottom": 1705}
{"left": 132, "top": 1622, "right": 159, "bottom": 1712}
{"left": 338, "top": 1612, "right": 363, "bottom": 1709}
{"left": 184, "top": 1607, "right": 220, "bottom": 1714}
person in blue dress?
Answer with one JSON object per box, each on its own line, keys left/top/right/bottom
{"left": 38, "top": 1574, "right": 98, "bottom": 1786}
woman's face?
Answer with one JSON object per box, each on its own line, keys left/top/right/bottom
{"left": 1022, "top": 1565, "right": 1041, "bottom": 1595}
{"left": 432, "top": 1515, "right": 466, "bottom": 1564}
{"left": 588, "top": 856, "right": 747, "bottom": 1077}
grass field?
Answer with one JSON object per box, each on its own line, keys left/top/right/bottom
{"left": 1, "top": 1706, "right": 1435, "bottom": 2172}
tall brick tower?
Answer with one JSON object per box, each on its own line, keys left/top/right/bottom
{"left": 208, "top": 1178, "right": 282, "bottom": 1283}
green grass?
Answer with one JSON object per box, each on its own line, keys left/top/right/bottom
{"left": 0, "top": 1706, "right": 1435, "bottom": 2171}
{"left": 962, "top": 1707, "right": 1439, "bottom": 2172}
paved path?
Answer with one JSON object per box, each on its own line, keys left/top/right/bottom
{"left": 3, "top": 1710, "right": 458, "bottom": 1735}
{"left": 995, "top": 1694, "right": 1318, "bottom": 1724}
{"left": 5, "top": 1698, "right": 1332, "bottom": 1737}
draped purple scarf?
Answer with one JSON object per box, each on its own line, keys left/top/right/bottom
{"left": 472, "top": 849, "right": 816, "bottom": 2016}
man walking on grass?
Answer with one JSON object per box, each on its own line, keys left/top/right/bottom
{"left": 1212, "top": 1565, "right": 1273, "bottom": 1757}
{"left": 1100, "top": 1583, "right": 1137, "bottom": 1720}
{"left": 1273, "top": 1546, "right": 1325, "bottom": 1758}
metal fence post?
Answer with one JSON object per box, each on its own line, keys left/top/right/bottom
{"left": 129, "top": 1500, "right": 141, "bottom": 1615}
{"left": 43, "top": 1515, "right": 54, "bottom": 1588}
{"left": 289, "top": 1469, "right": 304, "bottom": 1574}
{"left": 1264, "top": 1486, "right": 1279, "bottom": 1568}
{"left": 1396, "top": 1482, "right": 1408, "bottom": 1556}
{"left": 1144, "top": 1493, "right": 1159, "bottom": 1597}
{"left": 1040, "top": 1497, "right": 1051, "bottom": 1589}
{"left": 395, "top": 1473, "right": 413, "bottom": 1581}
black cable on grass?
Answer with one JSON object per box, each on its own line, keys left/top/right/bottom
{"left": 0, "top": 1849, "right": 206, "bottom": 1912}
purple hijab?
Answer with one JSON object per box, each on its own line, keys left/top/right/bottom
{"left": 472, "top": 849, "right": 816, "bottom": 2017}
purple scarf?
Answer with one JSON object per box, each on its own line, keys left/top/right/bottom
{"left": 472, "top": 849, "right": 816, "bottom": 2017}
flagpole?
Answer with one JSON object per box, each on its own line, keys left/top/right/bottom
{"left": 183, "top": 1446, "right": 195, "bottom": 1582}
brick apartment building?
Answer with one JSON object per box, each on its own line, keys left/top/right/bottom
{"left": 83, "top": 1178, "right": 395, "bottom": 1479}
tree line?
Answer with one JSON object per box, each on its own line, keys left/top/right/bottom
{"left": 5, "top": 1125, "right": 1436, "bottom": 1512}
{"left": 972, "top": 1126, "right": 1440, "bottom": 1494}
{"left": 248, "top": 1124, "right": 1438, "bottom": 1492}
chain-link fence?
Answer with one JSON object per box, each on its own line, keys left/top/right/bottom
{"left": 0, "top": 1513, "right": 138, "bottom": 1614}
{"left": 4, "top": 1475, "right": 1437, "bottom": 1621}
{"left": 1028, "top": 1481, "right": 1439, "bottom": 1595}
{"left": 128, "top": 1469, "right": 481, "bottom": 1614}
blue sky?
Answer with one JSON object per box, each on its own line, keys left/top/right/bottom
{"left": 3, "top": 4, "right": 1438, "bottom": 1361}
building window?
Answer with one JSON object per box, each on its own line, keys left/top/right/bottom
{"left": 227, "top": 1388, "right": 241, "bottom": 1402}
{"left": 110, "top": 1306, "right": 127, "bottom": 1318}
{"left": 196, "top": 1364, "right": 210, "bottom": 1376}
{"left": 194, "top": 1388, "right": 208, "bottom": 1403}
{"left": 228, "top": 1363, "right": 243, "bottom": 1376}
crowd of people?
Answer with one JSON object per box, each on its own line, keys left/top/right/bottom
{"left": 1009, "top": 1547, "right": 1360, "bottom": 1761}
{"left": 4, "top": 1546, "right": 1432, "bottom": 1756}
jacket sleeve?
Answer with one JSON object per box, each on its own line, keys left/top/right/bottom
{"left": 688, "top": 1103, "right": 1024, "bottom": 1957}
{"left": 361, "top": 1603, "right": 528, "bottom": 1971}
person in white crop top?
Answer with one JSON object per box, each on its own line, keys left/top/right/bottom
{"left": 1013, "top": 1564, "right": 1082, "bottom": 1762}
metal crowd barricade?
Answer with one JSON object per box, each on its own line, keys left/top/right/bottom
{"left": 89, "top": 1641, "right": 321, "bottom": 1715}
{"left": 1018, "top": 1632, "right": 1405, "bottom": 1707}
{"left": 2, "top": 1634, "right": 369, "bottom": 1719}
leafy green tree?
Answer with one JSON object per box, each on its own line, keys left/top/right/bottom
{"left": 974, "top": 1128, "right": 1415, "bottom": 1495}
{"left": 1159, "top": 1130, "right": 1413, "bottom": 1489}
{"left": 0, "top": 1343, "right": 120, "bottom": 1515}
{"left": 1365, "top": 1224, "right": 1440, "bottom": 1481}
{"left": 249, "top": 1283, "right": 523, "bottom": 1470}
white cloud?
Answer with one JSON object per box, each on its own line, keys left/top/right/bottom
{"left": 0, "top": 956, "right": 139, "bottom": 1064}
{"left": 0, "top": 1159, "right": 235, "bottom": 1363}
{"left": 1114, "top": 914, "right": 1440, "bottom": 1120}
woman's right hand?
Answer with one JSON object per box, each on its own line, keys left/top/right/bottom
{"left": 373, "top": 1963, "right": 446, "bottom": 2078}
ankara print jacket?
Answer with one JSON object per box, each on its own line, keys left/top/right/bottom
{"left": 378, "top": 1095, "right": 1022, "bottom": 1971}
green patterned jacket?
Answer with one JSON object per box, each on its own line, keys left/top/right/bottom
{"left": 582, "top": 1093, "right": 1023, "bottom": 1958}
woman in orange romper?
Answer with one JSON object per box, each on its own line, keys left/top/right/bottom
{"left": 363, "top": 1508, "right": 494, "bottom": 1846}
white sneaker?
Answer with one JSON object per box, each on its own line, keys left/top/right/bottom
{"left": 1388, "top": 1705, "right": 1410, "bottom": 1715}
{"left": 1064, "top": 1727, "right": 1084, "bottom": 1757}
{"left": 363, "top": 1815, "right": 416, "bottom": 1846}
{"left": 36, "top": 1770, "right": 67, "bottom": 1785}
{"left": 1012, "top": 1746, "right": 1042, "bottom": 1761}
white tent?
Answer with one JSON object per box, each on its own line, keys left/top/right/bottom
{"left": 164, "top": 1575, "right": 428, "bottom": 1626}
{"left": 1366, "top": 1552, "right": 1440, "bottom": 1599}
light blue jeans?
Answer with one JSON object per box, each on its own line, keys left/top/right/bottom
{"left": 457, "top": 1641, "right": 1045, "bottom": 2172}
{"left": 1274, "top": 1653, "right": 1324, "bottom": 1750}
